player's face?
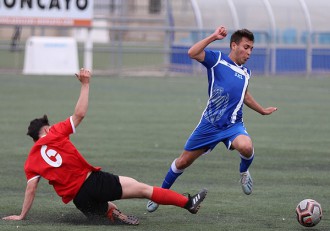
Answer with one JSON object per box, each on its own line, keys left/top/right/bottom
{"left": 231, "top": 37, "right": 254, "bottom": 65}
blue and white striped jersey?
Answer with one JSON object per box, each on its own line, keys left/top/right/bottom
{"left": 200, "top": 50, "right": 251, "bottom": 129}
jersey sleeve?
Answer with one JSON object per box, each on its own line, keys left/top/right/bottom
{"left": 201, "top": 50, "right": 221, "bottom": 69}
{"left": 51, "top": 116, "right": 76, "bottom": 137}
{"left": 24, "top": 162, "right": 41, "bottom": 183}
{"left": 26, "top": 174, "right": 41, "bottom": 183}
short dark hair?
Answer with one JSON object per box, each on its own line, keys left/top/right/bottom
{"left": 27, "top": 115, "right": 49, "bottom": 141}
{"left": 230, "top": 29, "right": 254, "bottom": 48}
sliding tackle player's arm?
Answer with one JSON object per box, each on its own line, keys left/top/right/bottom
{"left": 2, "top": 177, "right": 40, "bottom": 220}
{"left": 71, "top": 68, "right": 92, "bottom": 129}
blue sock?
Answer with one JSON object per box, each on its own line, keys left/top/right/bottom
{"left": 239, "top": 153, "right": 254, "bottom": 173}
{"left": 161, "top": 159, "right": 184, "bottom": 189}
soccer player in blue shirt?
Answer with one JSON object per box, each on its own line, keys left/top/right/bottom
{"left": 147, "top": 26, "right": 277, "bottom": 212}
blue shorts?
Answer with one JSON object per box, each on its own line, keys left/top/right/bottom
{"left": 184, "top": 118, "right": 249, "bottom": 152}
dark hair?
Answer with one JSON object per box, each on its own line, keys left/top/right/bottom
{"left": 27, "top": 115, "right": 49, "bottom": 141}
{"left": 230, "top": 29, "right": 254, "bottom": 48}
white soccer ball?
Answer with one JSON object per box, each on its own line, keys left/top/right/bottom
{"left": 296, "top": 199, "right": 322, "bottom": 227}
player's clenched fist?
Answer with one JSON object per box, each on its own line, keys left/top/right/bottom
{"left": 213, "top": 26, "right": 228, "bottom": 40}
{"left": 75, "top": 68, "right": 91, "bottom": 83}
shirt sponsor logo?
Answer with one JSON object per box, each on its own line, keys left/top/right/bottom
{"left": 235, "top": 72, "right": 243, "bottom": 79}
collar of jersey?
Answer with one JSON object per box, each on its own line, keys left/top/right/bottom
{"left": 223, "top": 54, "right": 242, "bottom": 68}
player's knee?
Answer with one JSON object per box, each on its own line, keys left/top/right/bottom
{"left": 175, "top": 157, "right": 191, "bottom": 170}
{"left": 239, "top": 146, "right": 254, "bottom": 157}
{"left": 136, "top": 183, "right": 153, "bottom": 198}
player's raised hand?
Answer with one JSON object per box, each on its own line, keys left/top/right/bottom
{"left": 75, "top": 68, "right": 91, "bottom": 84}
{"left": 213, "top": 26, "right": 227, "bottom": 40}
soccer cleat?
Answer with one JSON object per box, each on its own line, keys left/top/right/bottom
{"left": 146, "top": 200, "right": 159, "bottom": 213}
{"left": 107, "top": 208, "right": 139, "bottom": 225}
{"left": 240, "top": 170, "right": 253, "bottom": 195}
{"left": 184, "top": 188, "right": 208, "bottom": 214}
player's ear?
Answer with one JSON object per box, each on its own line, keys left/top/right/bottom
{"left": 230, "top": 41, "right": 236, "bottom": 50}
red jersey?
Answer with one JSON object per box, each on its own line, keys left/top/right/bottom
{"left": 24, "top": 116, "right": 101, "bottom": 204}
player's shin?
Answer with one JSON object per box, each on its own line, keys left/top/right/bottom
{"left": 151, "top": 186, "right": 188, "bottom": 207}
{"left": 161, "top": 159, "right": 184, "bottom": 189}
{"left": 239, "top": 152, "right": 254, "bottom": 173}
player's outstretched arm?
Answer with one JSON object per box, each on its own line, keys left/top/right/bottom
{"left": 188, "top": 26, "right": 227, "bottom": 62}
{"left": 244, "top": 91, "right": 277, "bottom": 115}
{"left": 72, "top": 68, "right": 92, "bottom": 128}
{"left": 2, "top": 177, "right": 39, "bottom": 221}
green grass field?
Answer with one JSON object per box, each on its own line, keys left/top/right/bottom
{"left": 0, "top": 74, "right": 329, "bottom": 231}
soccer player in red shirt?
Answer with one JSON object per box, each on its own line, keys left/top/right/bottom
{"left": 2, "top": 68, "right": 207, "bottom": 225}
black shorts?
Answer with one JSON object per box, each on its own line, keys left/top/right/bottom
{"left": 73, "top": 171, "right": 122, "bottom": 217}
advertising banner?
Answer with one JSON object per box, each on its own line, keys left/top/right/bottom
{"left": 0, "top": 0, "right": 93, "bottom": 27}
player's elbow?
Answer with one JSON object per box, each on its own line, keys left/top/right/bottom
{"left": 75, "top": 114, "right": 85, "bottom": 121}
{"left": 188, "top": 49, "right": 205, "bottom": 62}
{"left": 73, "top": 111, "right": 86, "bottom": 124}
{"left": 74, "top": 107, "right": 88, "bottom": 119}
{"left": 187, "top": 48, "right": 194, "bottom": 58}
{"left": 188, "top": 48, "right": 198, "bottom": 59}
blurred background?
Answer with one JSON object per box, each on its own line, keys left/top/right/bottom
{"left": 1, "top": 0, "right": 330, "bottom": 77}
